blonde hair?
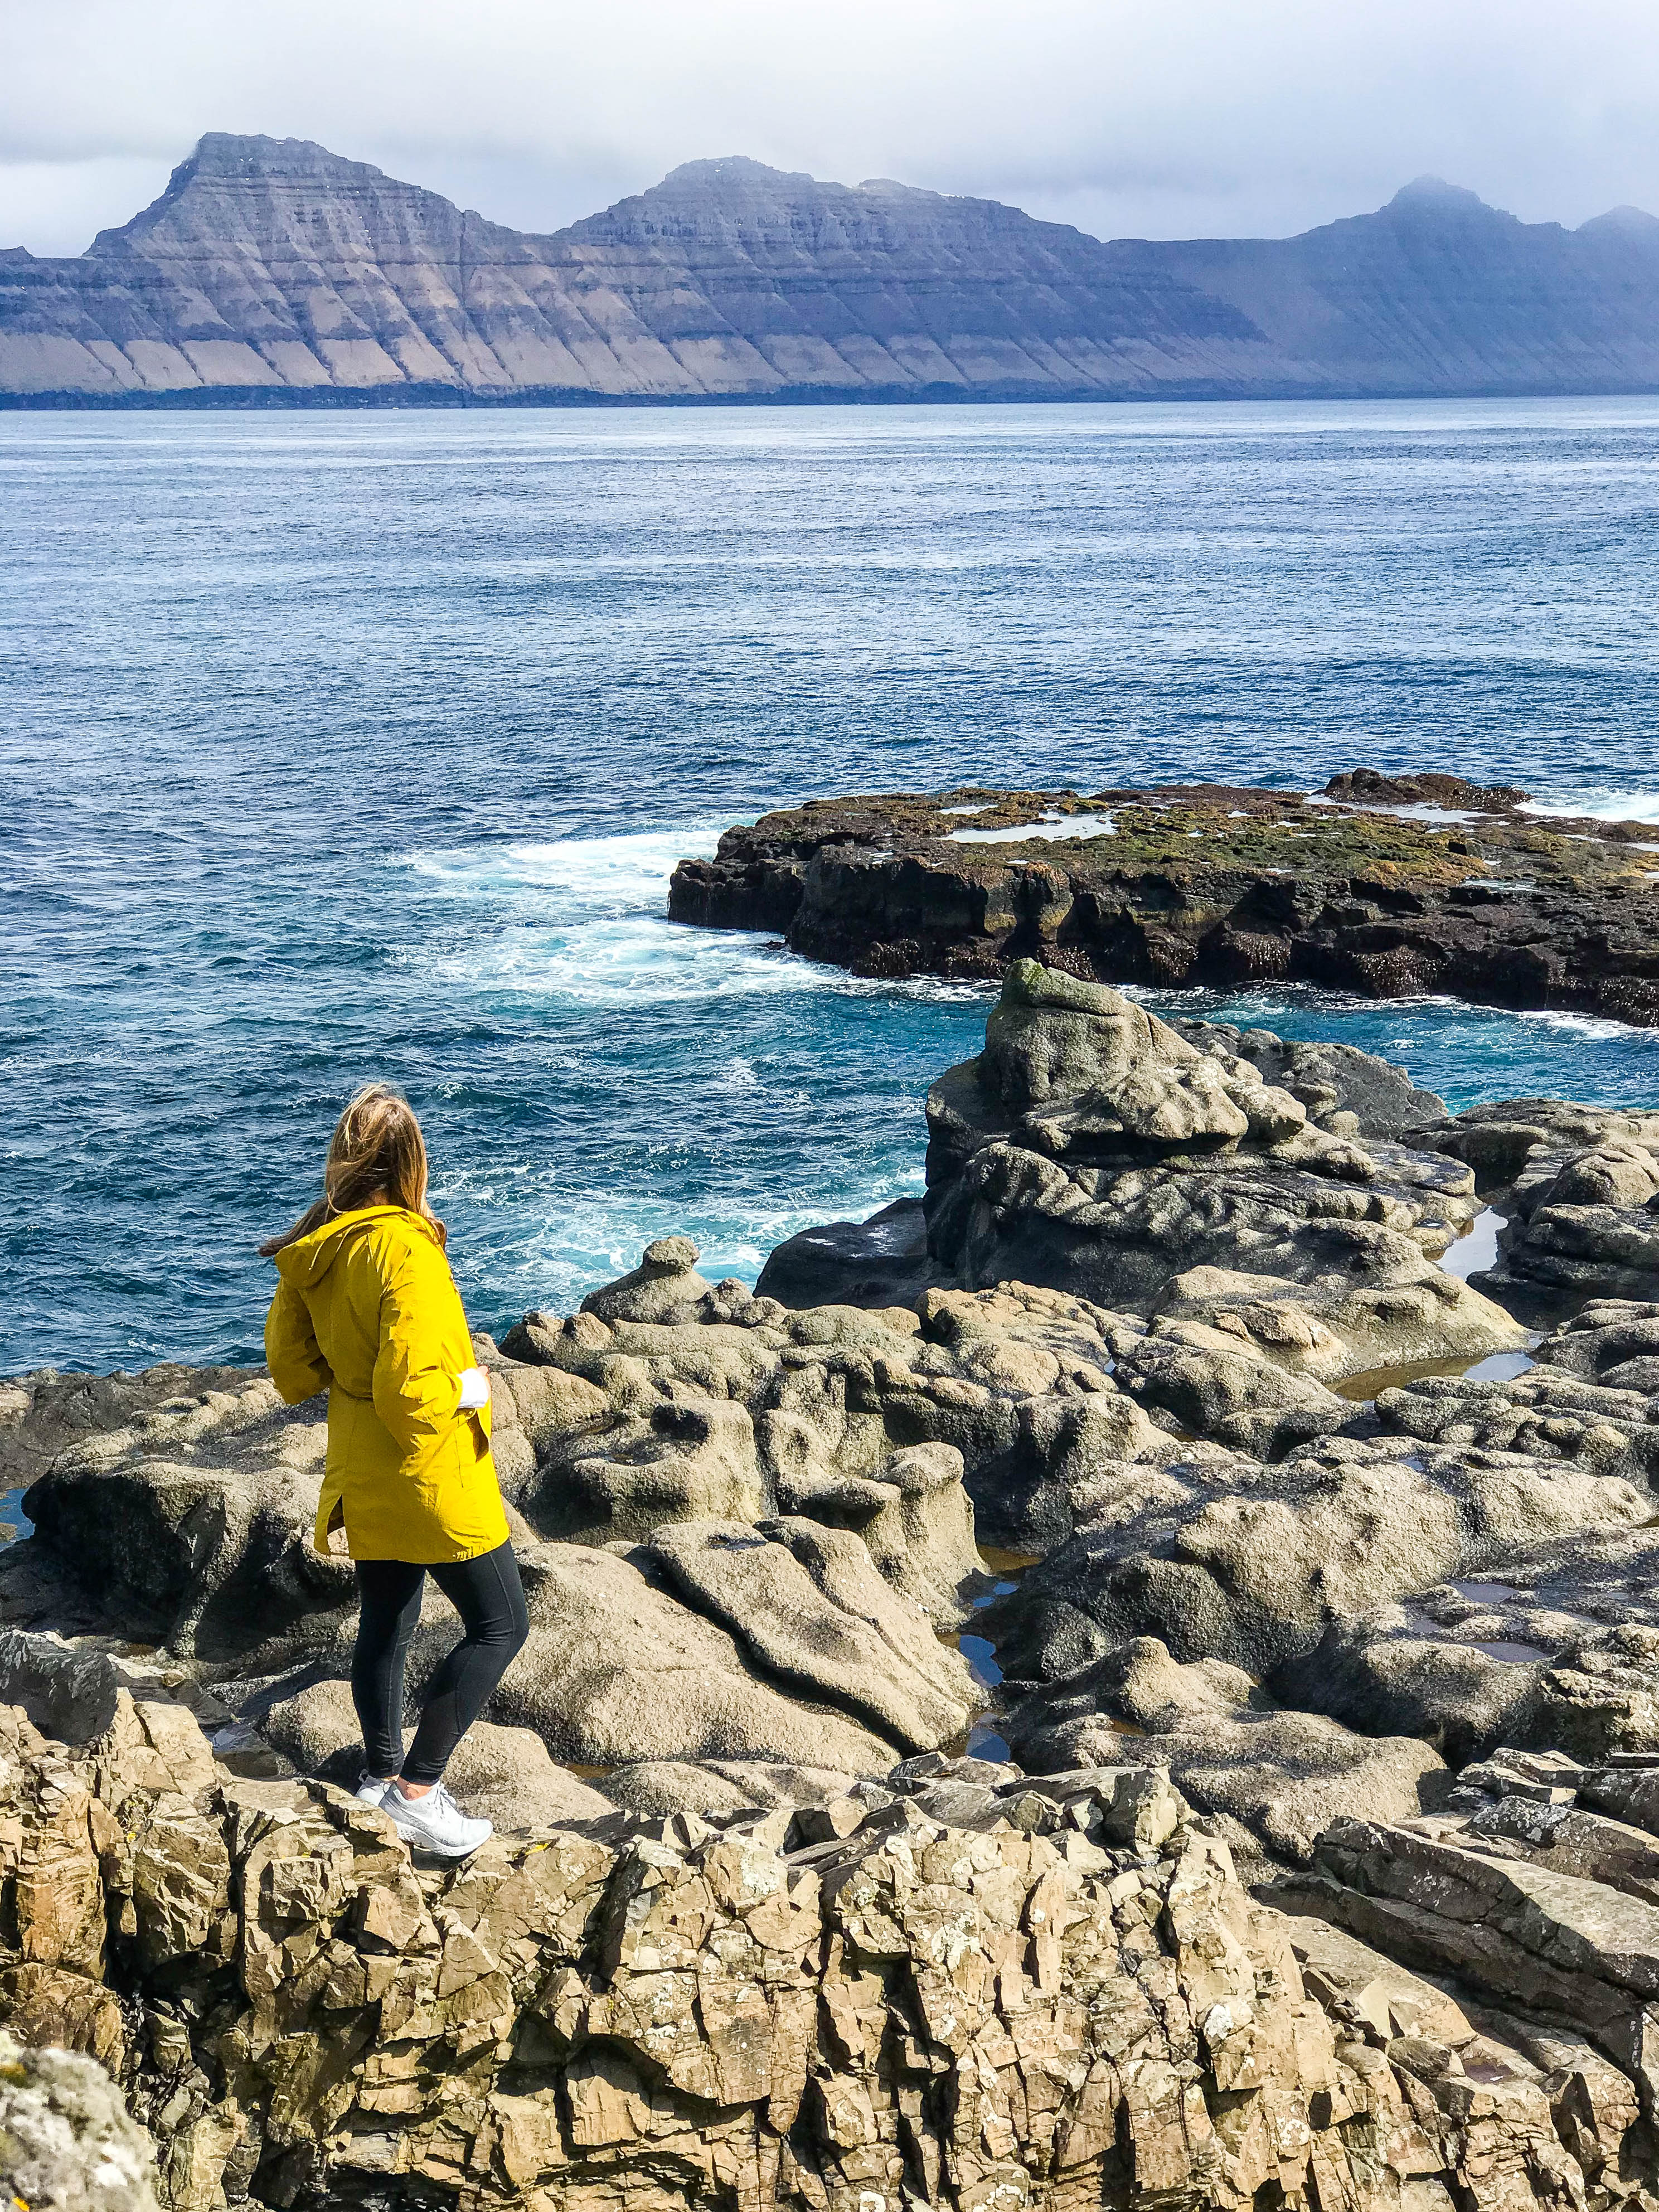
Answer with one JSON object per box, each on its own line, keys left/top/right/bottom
{"left": 259, "top": 1084, "right": 445, "bottom": 1256}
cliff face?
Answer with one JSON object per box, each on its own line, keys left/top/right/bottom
{"left": 1114, "top": 177, "right": 1659, "bottom": 396}
{"left": 6, "top": 134, "right": 1659, "bottom": 405}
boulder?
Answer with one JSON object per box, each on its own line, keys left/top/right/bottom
{"left": 18, "top": 1370, "right": 352, "bottom": 1662}
{"left": 1533, "top": 1297, "right": 1659, "bottom": 1391}
{"left": 982, "top": 1430, "right": 1647, "bottom": 1684}
{"left": 600, "top": 1758, "right": 863, "bottom": 1819}
{"left": 755, "top": 1196, "right": 944, "bottom": 1309}
{"left": 1272, "top": 1614, "right": 1545, "bottom": 1767}
{"left": 1434, "top": 1108, "right": 1659, "bottom": 1305}
{"left": 1146, "top": 1259, "right": 1526, "bottom": 1383}
{"left": 1376, "top": 1363, "right": 1659, "bottom": 1488}
{"left": 1433, "top": 1098, "right": 1659, "bottom": 1201}
{"left": 0, "top": 2027, "right": 160, "bottom": 2212}
{"left": 477, "top": 1541, "right": 909, "bottom": 1773}
{"left": 0, "top": 1360, "right": 261, "bottom": 1489}
{"left": 504, "top": 1258, "right": 1170, "bottom": 1553}
{"left": 1165, "top": 1013, "right": 1450, "bottom": 1141}
{"left": 1108, "top": 1316, "right": 1351, "bottom": 1457}
{"left": 577, "top": 1233, "right": 718, "bottom": 1323}
{"left": 921, "top": 962, "right": 1497, "bottom": 1334}
{"left": 637, "top": 1519, "right": 978, "bottom": 1753}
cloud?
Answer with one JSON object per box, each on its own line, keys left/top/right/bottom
{"left": 4, "top": 0, "right": 1659, "bottom": 254}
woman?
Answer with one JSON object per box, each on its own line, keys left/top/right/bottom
{"left": 262, "top": 1084, "right": 527, "bottom": 1859}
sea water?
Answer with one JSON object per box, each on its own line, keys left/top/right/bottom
{"left": 6, "top": 397, "right": 1659, "bottom": 1375}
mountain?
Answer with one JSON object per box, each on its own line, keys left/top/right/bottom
{"left": 6, "top": 134, "right": 1659, "bottom": 405}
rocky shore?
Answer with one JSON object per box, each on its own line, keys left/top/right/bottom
{"left": 667, "top": 772, "right": 1659, "bottom": 1026}
{"left": 8, "top": 966, "right": 1659, "bottom": 2205}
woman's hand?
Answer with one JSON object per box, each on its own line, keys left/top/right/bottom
{"left": 457, "top": 1366, "right": 492, "bottom": 1411}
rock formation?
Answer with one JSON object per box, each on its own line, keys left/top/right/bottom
{"left": 910, "top": 959, "right": 1526, "bottom": 1371}
{"left": 8, "top": 982, "right": 1659, "bottom": 2201}
{"left": 0, "top": 2024, "right": 161, "bottom": 2211}
{"left": 0, "top": 1682, "right": 1648, "bottom": 2211}
{"left": 11, "top": 139, "right": 1659, "bottom": 406}
{"left": 671, "top": 775, "right": 1659, "bottom": 1027}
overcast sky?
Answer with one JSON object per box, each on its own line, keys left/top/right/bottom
{"left": 6, "top": 0, "right": 1659, "bottom": 256}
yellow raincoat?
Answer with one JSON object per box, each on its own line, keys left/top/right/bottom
{"left": 264, "top": 1206, "right": 509, "bottom": 1565}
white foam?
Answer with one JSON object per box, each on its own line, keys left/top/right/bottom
{"left": 1521, "top": 792, "right": 1659, "bottom": 824}
{"left": 949, "top": 811, "right": 1116, "bottom": 844}
{"left": 398, "top": 828, "right": 993, "bottom": 1010}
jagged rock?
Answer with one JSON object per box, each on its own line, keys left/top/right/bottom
{"left": 1164, "top": 1014, "right": 1451, "bottom": 1140}
{"left": 981, "top": 1431, "right": 1646, "bottom": 1684}
{"left": 1268, "top": 1522, "right": 1659, "bottom": 1770}
{"left": 0, "top": 1627, "right": 214, "bottom": 1746}
{"left": 258, "top": 1676, "right": 614, "bottom": 1827}
{"left": 0, "top": 2027, "right": 161, "bottom": 2212}
{"left": 0, "top": 1361, "right": 261, "bottom": 1489}
{"left": 1001, "top": 1636, "right": 1446, "bottom": 1869}
{"left": 1285, "top": 1913, "right": 1476, "bottom": 2045}
{"left": 0, "top": 1699, "right": 1622, "bottom": 2212}
{"left": 1285, "top": 1799, "right": 1659, "bottom": 2124}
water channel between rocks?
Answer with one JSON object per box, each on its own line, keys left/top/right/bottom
{"left": 942, "top": 1544, "right": 1039, "bottom": 1763}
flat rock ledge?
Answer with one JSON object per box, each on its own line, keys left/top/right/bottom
{"left": 669, "top": 772, "right": 1659, "bottom": 1026}
{"left": 0, "top": 1690, "right": 1648, "bottom": 2212}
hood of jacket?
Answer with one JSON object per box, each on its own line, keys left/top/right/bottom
{"left": 269, "top": 1205, "right": 439, "bottom": 1291}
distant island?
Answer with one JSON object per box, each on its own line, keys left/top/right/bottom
{"left": 7, "top": 132, "right": 1659, "bottom": 406}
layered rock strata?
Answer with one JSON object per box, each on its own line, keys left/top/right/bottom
{"left": 1275, "top": 1741, "right": 1659, "bottom": 2153}
{"left": 14, "top": 143, "right": 1659, "bottom": 406}
{"left": 670, "top": 774, "right": 1659, "bottom": 1026}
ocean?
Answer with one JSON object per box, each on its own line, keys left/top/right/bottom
{"left": 6, "top": 396, "right": 1659, "bottom": 1376}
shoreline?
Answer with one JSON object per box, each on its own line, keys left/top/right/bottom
{"left": 7, "top": 967, "right": 1659, "bottom": 2201}
{"left": 668, "top": 770, "right": 1659, "bottom": 1031}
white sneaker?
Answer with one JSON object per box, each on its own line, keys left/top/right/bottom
{"left": 354, "top": 1772, "right": 396, "bottom": 1806}
{"left": 379, "top": 1781, "right": 493, "bottom": 1859}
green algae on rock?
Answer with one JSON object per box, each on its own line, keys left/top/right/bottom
{"left": 668, "top": 772, "right": 1659, "bottom": 1025}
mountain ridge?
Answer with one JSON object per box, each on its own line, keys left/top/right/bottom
{"left": 6, "top": 132, "right": 1659, "bottom": 406}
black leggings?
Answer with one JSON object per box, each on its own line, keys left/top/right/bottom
{"left": 351, "top": 1540, "right": 529, "bottom": 1786}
